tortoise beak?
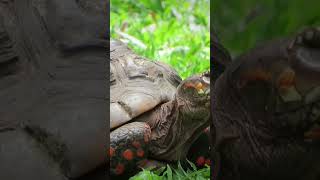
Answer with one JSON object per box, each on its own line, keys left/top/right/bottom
{"left": 196, "top": 83, "right": 210, "bottom": 95}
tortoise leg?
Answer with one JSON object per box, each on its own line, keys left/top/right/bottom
{"left": 109, "top": 122, "right": 151, "bottom": 176}
{"left": 187, "top": 127, "right": 211, "bottom": 168}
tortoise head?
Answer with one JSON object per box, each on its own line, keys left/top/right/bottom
{"left": 212, "top": 27, "right": 320, "bottom": 179}
{"left": 153, "top": 72, "right": 211, "bottom": 161}
{"left": 222, "top": 28, "right": 320, "bottom": 141}
{"left": 176, "top": 71, "right": 210, "bottom": 107}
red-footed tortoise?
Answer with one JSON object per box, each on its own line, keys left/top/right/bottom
{"left": 212, "top": 27, "right": 320, "bottom": 180}
{"left": 109, "top": 40, "right": 210, "bottom": 176}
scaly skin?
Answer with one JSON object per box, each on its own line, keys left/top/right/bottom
{"left": 213, "top": 27, "right": 320, "bottom": 180}
{"left": 110, "top": 73, "right": 211, "bottom": 176}
{"left": 109, "top": 122, "right": 151, "bottom": 175}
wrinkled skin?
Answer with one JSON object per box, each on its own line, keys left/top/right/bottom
{"left": 213, "top": 27, "right": 320, "bottom": 180}
{"left": 148, "top": 73, "right": 211, "bottom": 161}
{"left": 0, "top": 0, "right": 107, "bottom": 179}
{"left": 110, "top": 72, "right": 211, "bottom": 176}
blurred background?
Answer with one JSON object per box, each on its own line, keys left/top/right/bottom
{"left": 111, "top": 0, "right": 210, "bottom": 80}
{"left": 212, "top": 0, "right": 320, "bottom": 58}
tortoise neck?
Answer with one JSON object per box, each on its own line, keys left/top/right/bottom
{"left": 148, "top": 97, "right": 208, "bottom": 161}
{"left": 148, "top": 99, "right": 182, "bottom": 159}
{"left": 148, "top": 99, "right": 177, "bottom": 141}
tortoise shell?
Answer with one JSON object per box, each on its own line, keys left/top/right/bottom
{"left": 110, "top": 40, "right": 182, "bottom": 129}
{"left": 0, "top": 0, "right": 107, "bottom": 179}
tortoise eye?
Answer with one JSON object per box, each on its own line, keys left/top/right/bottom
{"left": 237, "top": 68, "right": 272, "bottom": 89}
{"left": 184, "top": 81, "right": 202, "bottom": 90}
{"left": 183, "top": 81, "right": 208, "bottom": 97}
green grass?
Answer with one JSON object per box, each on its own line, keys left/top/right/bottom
{"left": 129, "top": 161, "right": 210, "bottom": 180}
{"left": 111, "top": 0, "right": 210, "bottom": 79}
{"left": 212, "top": 0, "right": 320, "bottom": 57}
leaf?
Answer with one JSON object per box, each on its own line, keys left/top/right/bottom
{"left": 166, "top": 164, "right": 173, "bottom": 180}
{"left": 116, "top": 30, "right": 147, "bottom": 50}
{"left": 153, "top": 166, "right": 166, "bottom": 175}
{"left": 186, "top": 159, "right": 198, "bottom": 171}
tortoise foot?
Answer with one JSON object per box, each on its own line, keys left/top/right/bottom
{"left": 187, "top": 127, "right": 211, "bottom": 168}
{"left": 109, "top": 122, "right": 151, "bottom": 176}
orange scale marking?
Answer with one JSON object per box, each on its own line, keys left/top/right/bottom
{"left": 115, "top": 163, "right": 125, "bottom": 175}
{"left": 109, "top": 147, "right": 115, "bottom": 157}
{"left": 136, "top": 149, "right": 145, "bottom": 157}
{"left": 196, "top": 156, "right": 205, "bottom": 167}
{"left": 123, "top": 149, "right": 134, "bottom": 160}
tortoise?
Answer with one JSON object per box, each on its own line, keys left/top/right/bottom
{"left": 0, "top": 0, "right": 107, "bottom": 179}
{"left": 109, "top": 40, "right": 211, "bottom": 176}
{"left": 212, "top": 27, "right": 320, "bottom": 180}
